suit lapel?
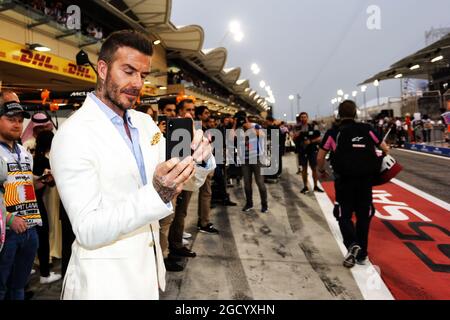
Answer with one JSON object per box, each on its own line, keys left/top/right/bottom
{"left": 82, "top": 96, "right": 142, "bottom": 186}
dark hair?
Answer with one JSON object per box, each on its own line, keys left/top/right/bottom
{"left": 35, "top": 131, "right": 54, "bottom": 156}
{"left": 135, "top": 104, "right": 153, "bottom": 115}
{"left": 158, "top": 98, "right": 176, "bottom": 111}
{"left": 233, "top": 111, "right": 247, "bottom": 119}
{"left": 266, "top": 116, "right": 275, "bottom": 122}
{"left": 338, "top": 100, "right": 357, "bottom": 119}
{"left": 98, "top": 30, "right": 153, "bottom": 64}
{"left": 299, "top": 112, "right": 308, "bottom": 118}
{"left": 176, "top": 99, "right": 194, "bottom": 114}
{"left": 195, "top": 105, "right": 209, "bottom": 119}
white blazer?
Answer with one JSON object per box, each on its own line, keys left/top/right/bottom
{"left": 50, "top": 95, "right": 214, "bottom": 300}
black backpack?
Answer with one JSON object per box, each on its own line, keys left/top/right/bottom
{"left": 333, "top": 123, "right": 381, "bottom": 177}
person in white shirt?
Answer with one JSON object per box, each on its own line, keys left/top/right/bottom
{"left": 50, "top": 30, "right": 214, "bottom": 300}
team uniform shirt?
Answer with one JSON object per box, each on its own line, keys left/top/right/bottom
{"left": 320, "top": 121, "right": 382, "bottom": 167}
{"left": 294, "top": 123, "right": 321, "bottom": 154}
{"left": 0, "top": 142, "right": 41, "bottom": 229}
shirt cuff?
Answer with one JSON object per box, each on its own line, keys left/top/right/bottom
{"left": 165, "top": 201, "right": 174, "bottom": 211}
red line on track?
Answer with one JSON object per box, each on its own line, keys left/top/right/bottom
{"left": 321, "top": 181, "right": 450, "bottom": 300}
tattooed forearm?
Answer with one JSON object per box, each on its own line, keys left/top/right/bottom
{"left": 153, "top": 174, "right": 178, "bottom": 203}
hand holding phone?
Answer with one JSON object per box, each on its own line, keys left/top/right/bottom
{"left": 38, "top": 172, "right": 55, "bottom": 186}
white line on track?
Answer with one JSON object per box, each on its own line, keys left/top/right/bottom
{"left": 306, "top": 170, "right": 394, "bottom": 300}
{"left": 396, "top": 148, "right": 450, "bottom": 160}
{"left": 391, "top": 179, "right": 450, "bottom": 212}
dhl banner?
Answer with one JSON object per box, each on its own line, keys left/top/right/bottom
{"left": 0, "top": 38, "right": 97, "bottom": 83}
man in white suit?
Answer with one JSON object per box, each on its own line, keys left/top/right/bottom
{"left": 50, "top": 30, "right": 215, "bottom": 300}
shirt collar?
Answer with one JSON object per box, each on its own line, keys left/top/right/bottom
{"left": 0, "top": 141, "right": 19, "bottom": 153}
{"left": 88, "top": 92, "right": 135, "bottom": 128}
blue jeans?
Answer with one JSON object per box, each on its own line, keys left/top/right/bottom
{"left": 0, "top": 227, "right": 39, "bottom": 300}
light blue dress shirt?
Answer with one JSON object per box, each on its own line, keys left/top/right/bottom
{"left": 90, "top": 93, "right": 214, "bottom": 196}
{"left": 90, "top": 93, "right": 148, "bottom": 185}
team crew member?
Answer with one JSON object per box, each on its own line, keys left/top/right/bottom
{"left": 293, "top": 112, "right": 323, "bottom": 194}
{"left": 50, "top": 30, "right": 214, "bottom": 300}
{"left": 317, "top": 100, "right": 389, "bottom": 268}
{"left": 0, "top": 91, "right": 48, "bottom": 300}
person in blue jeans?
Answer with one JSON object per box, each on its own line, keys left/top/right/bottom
{"left": 0, "top": 229, "right": 39, "bottom": 300}
{"left": 0, "top": 90, "right": 44, "bottom": 300}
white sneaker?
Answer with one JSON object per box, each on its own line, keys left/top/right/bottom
{"left": 40, "top": 272, "right": 62, "bottom": 284}
{"left": 183, "top": 232, "right": 192, "bottom": 239}
{"left": 182, "top": 238, "right": 189, "bottom": 246}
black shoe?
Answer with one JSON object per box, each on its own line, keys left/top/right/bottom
{"left": 171, "top": 246, "right": 197, "bottom": 258}
{"left": 167, "top": 253, "right": 183, "bottom": 263}
{"left": 164, "top": 258, "right": 184, "bottom": 272}
{"left": 223, "top": 200, "right": 237, "bottom": 206}
{"left": 261, "top": 206, "right": 269, "bottom": 213}
{"left": 356, "top": 256, "right": 368, "bottom": 265}
{"left": 242, "top": 204, "right": 253, "bottom": 212}
{"left": 300, "top": 187, "right": 309, "bottom": 194}
{"left": 355, "top": 252, "right": 368, "bottom": 265}
{"left": 343, "top": 244, "right": 361, "bottom": 268}
{"left": 314, "top": 186, "right": 324, "bottom": 193}
{"left": 199, "top": 223, "right": 219, "bottom": 234}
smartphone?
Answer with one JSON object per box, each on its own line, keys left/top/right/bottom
{"left": 166, "top": 118, "right": 194, "bottom": 161}
{"left": 37, "top": 173, "right": 51, "bottom": 181}
{"left": 157, "top": 115, "right": 167, "bottom": 125}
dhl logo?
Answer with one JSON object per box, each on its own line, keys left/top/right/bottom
{"left": 65, "top": 63, "right": 94, "bottom": 80}
{"left": 19, "top": 49, "right": 56, "bottom": 70}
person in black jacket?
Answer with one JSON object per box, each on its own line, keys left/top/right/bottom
{"left": 293, "top": 112, "right": 323, "bottom": 194}
{"left": 33, "top": 131, "right": 62, "bottom": 284}
{"left": 317, "top": 101, "right": 389, "bottom": 268}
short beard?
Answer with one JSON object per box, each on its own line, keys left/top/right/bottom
{"left": 97, "top": 72, "right": 136, "bottom": 112}
{"left": 1, "top": 131, "right": 20, "bottom": 143}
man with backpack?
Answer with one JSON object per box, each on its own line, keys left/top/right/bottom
{"left": 317, "top": 100, "right": 389, "bottom": 268}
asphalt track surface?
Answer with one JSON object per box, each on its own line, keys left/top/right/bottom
{"left": 389, "top": 149, "right": 450, "bottom": 203}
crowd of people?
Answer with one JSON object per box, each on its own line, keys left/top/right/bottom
{"left": 0, "top": 94, "right": 62, "bottom": 300}
{"left": 0, "top": 30, "right": 406, "bottom": 300}
{"left": 167, "top": 69, "right": 232, "bottom": 104}
{"left": 368, "top": 114, "right": 447, "bottom": 147}
{"left": 24, "top": 0, "right": 104, "bottom": 40}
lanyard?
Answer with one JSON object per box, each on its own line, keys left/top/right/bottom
{"left": 0, "top": 142, "right": 21, "bottom": 168}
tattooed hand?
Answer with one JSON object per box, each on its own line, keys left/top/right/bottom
{"left": 153, "top": 156, "right": 195, "bottom": 203}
